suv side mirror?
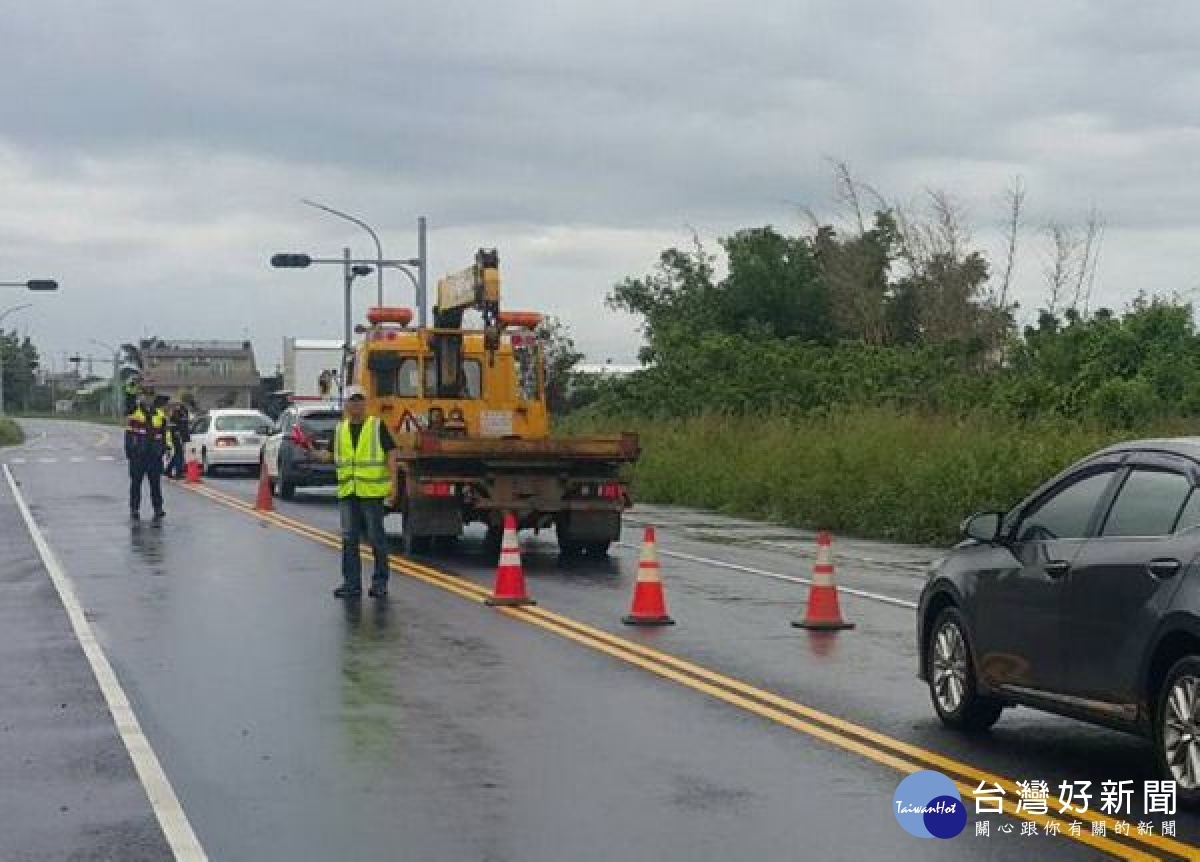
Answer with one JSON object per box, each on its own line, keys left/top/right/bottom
{"left": 962, "top": 511, "right": 1004, "bottom": 543}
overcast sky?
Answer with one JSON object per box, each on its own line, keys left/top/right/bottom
{"left": 2, "top": 1, "right": 1199, "bottom": 373}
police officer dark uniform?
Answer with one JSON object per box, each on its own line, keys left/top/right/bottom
{"left": 123, "top": 375, "right": 142, "bottom": 416}
{"left": 165, "top": 402, "right": 191, "bottom": 479}
{"left": 125, "top": 388, "right": 172, "bottom": 521}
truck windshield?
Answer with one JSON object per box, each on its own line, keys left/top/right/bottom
{"left": 424, "top": 359, "right": 483, "bottom": 399}
{"left": 374, "top": 357, "right": 421, "bottom": 397}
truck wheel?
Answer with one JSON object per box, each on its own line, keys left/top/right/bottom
{"left": 586, "top": 540, "right": 611, "bottom": 557}
{"left": 559, "top": 540, "right": 584, "bottom": 558}
{"left": 401, "top": 509, "right": 431, "bottom": 555}
{"left": 484, "top": 525, "right": 504, "bottom": 556}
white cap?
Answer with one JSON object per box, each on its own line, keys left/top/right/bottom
{"left": 343, "top": 385, "right": 366, "bottom": 400}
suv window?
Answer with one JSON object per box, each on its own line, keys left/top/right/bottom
{"left": 192, "top": 417, "right": 210, "bottom": 434}
{"left": 298, "top": 411, "right": 341, "bottom": 434}
{"left": 1017, "top": 471, "right": 1114, "bottom": 542}
{"left": 1101, "top": 470, "right": 1193, "bottom": 537}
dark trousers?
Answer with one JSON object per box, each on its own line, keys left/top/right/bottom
{"left": 166, "top": 439, "right": 185, "bottom": 478}
{"left": 129, "top": 458, "right": 164, "bottom": 515}
{"left": 339, "top": 497, "right": 390, "bottom": 590}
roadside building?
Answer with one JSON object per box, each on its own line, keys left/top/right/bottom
{"left": 138, "top": 339, "right": 261, "bottom": 410}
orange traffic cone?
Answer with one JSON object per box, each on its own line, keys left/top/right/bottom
{"left": 792, "top": 531, "right": 854, "bottom": 631}
{"left": 622, "top": 526, "right": 675, "bottom": 626}
{"left": 485, "top": 513, "right": 536, "bottom": 607}
{"left": 255, "top": 466, "right": 274, "bottom": 512}
{"left": 184, "top": 452, "right": 202, "bottom": 484}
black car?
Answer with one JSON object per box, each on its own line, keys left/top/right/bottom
{"left": 261, "top": 404, "right": 341, "bottom": 499}
{"left": 918, "top": 438, "right": 1200, "bottom": 801}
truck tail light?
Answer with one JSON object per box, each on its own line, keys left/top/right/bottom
{"left": 214, "top": 436, "right": 239, "bottom": 448}
{"left": 600, "top": 481, "right": 625, "bottom": 500}
{"left": 419, "top": 482, "right": 455, "bottom": 498}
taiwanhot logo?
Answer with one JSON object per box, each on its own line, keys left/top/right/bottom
{"left": 893, "top": 770, "right": 967, "bottom": 839}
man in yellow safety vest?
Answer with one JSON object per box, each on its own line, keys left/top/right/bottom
{"left": 319, "top": 385, "right": 398, "bottom": 599}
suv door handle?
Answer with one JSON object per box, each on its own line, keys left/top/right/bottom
{"left": 1148, "top": 558, "right": 1182, "bottom": 578}
{"left": 1044, "top": 560, "right": 1072, "bottom": 578}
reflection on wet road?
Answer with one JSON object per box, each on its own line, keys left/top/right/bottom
{"left": 2, "top": 419, "right": 1198, "bottom": 861}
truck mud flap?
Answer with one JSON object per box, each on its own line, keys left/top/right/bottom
{"left": 557, "top": 511, "right": 621, "bottom": 542}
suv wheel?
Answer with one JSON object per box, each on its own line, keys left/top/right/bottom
{"left": 1156, "top": 656, "right": 1200, "bottom": 803}
{"left": 927, "top": 607, "right": 1004, "bottom": 732}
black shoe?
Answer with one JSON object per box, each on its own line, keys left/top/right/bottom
{"left": 153, "top": 511, "right": 165, "bottom": 521}
{"left": 130, "top": 510, "right": 141, "bottom": 521}
{"left": 333, "top": 585, "right": 362, "bottom": 599}
{"left": 368, "top": 583, "right": 389, "bottom": 598}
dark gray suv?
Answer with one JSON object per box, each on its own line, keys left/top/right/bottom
{"left": 918, "top": 438, "right": 1200, "bottom": 802}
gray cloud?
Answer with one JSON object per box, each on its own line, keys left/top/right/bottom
{"left": 2, "top": 1, "right": 1200, "bottom": 369}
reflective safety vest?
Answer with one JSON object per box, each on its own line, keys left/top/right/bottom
{"left": 335, "top": 416, "right": 391, "bottom": 499}
{"left": 125, "top": 406, "right": 172, "bottom": 460}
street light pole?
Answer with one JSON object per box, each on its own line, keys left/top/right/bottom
{"left": 417, "top": 216, "right": 428, "bottom": 328}
{"left": 90, "top": 338, "right": 121, "bottom": 417}
{"left": 302, "top": 200, "right": 386, "bottom": 308}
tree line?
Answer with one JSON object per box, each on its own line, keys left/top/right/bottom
{"left": 567, "top": 167, "right": 1197, "bottom": 428}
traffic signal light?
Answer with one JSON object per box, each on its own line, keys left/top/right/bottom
{"left": 270, "top": 254, "right": 313, "bottom": 269}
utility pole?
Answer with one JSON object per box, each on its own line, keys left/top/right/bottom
{"left": 417, "top": 216, "right": 428, "bottom": 327}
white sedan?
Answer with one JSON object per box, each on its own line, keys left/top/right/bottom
{"left": 190, "top": 409, "right": 274, "bottom": 476}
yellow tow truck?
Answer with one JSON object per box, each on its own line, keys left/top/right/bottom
{"left": 348, "top": 249, "right": 640, "bottom": 555}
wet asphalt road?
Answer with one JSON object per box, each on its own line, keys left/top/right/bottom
{"left": 4, "top": 419, "right": 1200, "bottom": 861}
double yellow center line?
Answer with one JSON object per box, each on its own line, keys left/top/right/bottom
{"left": 186, "top": 483, "right": 1195, "bottom": 861}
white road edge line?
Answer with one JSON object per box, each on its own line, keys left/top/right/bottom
{"left": 2, "top": 465, "right": 208, "bottom": 861}
{"left": 617, "top": 541, "right": 920, "bottom": 610}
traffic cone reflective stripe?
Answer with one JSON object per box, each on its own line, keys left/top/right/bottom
{"left": 792, "top": 531, "right": 854, "bottom": 631}
{"left": 255, "top": 466, "right": 274, "bottom": 512}
{"left": 486, "top": 513, "right": 536, "bottom": 607}
{"left": 623, "top": 525, "right": 674, "bottom": 626}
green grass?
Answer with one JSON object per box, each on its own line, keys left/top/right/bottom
{"left": 9, "top": 412, "right": 123, "bottom": 426}
{"left": 561, "top": 409, "right": 1200, "bottom": 545}
{"left": 0, "top": 418, "right": 24, "bottom": 447}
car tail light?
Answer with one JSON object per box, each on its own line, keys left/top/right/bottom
{"left": 419, "top": 482, "right": 455, "bottom": 498}
{"left": 289, "top": 426, "right": 312, "bottom": 448}
{"left": 214, "top": 436, "right": 239, "bottom": 448}
{"left": 599, "top": 481, "right": 625, "bottom": 501}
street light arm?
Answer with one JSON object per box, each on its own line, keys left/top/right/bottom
{"left": 0, "top": 303, "right": 33, "bottom": 325}
{"left": 301, "top": 199, "right": 385, "bottom": 306}
{"left": 390, "top": 265, "right": 419, "bottom": 294}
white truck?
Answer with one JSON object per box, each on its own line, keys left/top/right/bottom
{"left": 281, "top": 337, "right": 345, "bottom": 401}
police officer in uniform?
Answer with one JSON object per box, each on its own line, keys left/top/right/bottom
{"left": 125, "top": 388, "right": 171, "bottom": 521}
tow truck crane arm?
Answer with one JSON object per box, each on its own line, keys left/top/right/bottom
{"left": 430, "top": 249, "right": 503, "bottom": 394}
